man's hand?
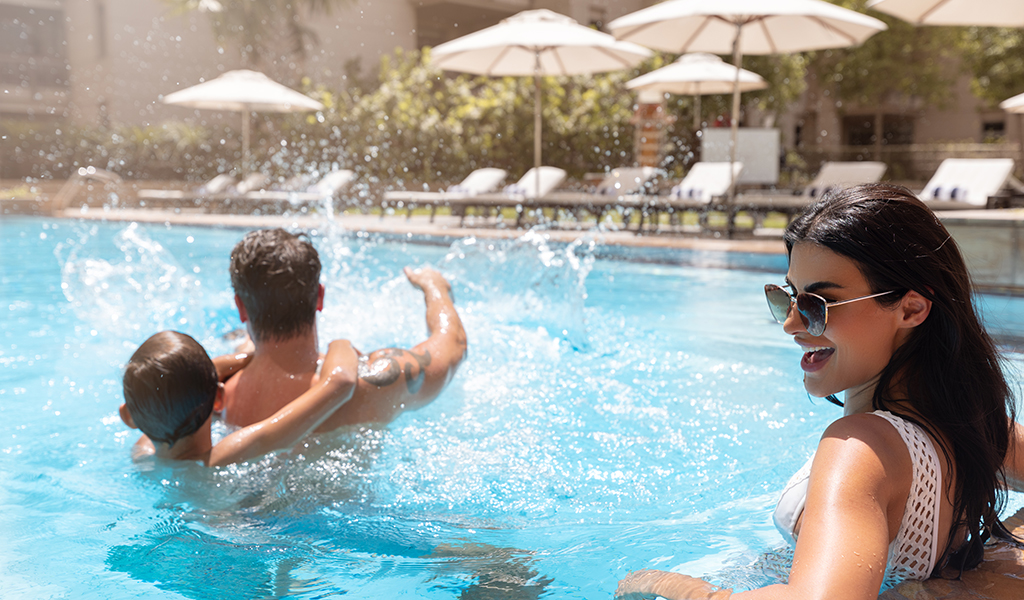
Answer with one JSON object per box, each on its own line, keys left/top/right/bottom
{"left": 404, "top": 266, "right": 451, "bottom": 295}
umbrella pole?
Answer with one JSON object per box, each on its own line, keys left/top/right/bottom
{"left": 242, "top": 109, "right": 251, "bottom": 174}
{"left": 729, "top": 23, "right": 745, "bottom": 238}
{"left": 729, "top": 24, "right": 742, "bottom": 204}
{"left": 534, "top": 52, "right": 542, "bottom": 200}
{"left": 693, "top": 85, "right": 701, "bottom": 132}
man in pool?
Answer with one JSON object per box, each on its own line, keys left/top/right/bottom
{"left": 221, "top": 228, "right": 467, "bottom": 431}
{"left": 120, "top": 331, "right": 358, "bottom": 466}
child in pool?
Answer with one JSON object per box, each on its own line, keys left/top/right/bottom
{"left": 616, "top": 184, "right": 1023, "bottom": 599}
{"left": 118, "top": 330, "right": 357, "bottom": 467}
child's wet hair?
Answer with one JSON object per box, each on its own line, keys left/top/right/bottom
{"left": 123, "top": 331, "right": 217, "bottom": 447}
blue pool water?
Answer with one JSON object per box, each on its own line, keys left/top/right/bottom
{"left": 2, "top": 216, "right": 1022, "bottom": 598}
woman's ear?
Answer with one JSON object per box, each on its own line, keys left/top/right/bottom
{"left": 119, "top": 403, "right": 138, "bottom": 429}
{"left": 898, "top": 290, "right": 932, "bottom": 329}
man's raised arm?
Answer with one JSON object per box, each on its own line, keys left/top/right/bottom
{"left": 316, "top": 267, "right": 467, "bottom": 431}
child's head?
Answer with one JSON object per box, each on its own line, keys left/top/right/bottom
{"left": 121, "top": 331, "right": 217, "bottom": 447}
{"left": 229, "top": 228, "right": 322, "bottom": 343}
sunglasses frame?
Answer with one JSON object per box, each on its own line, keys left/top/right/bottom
{"left": 764, "top": 284, "right": 897, "bottom": 336}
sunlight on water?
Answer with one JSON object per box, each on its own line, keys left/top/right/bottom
{"left": 2, "top": 217, "right": 1022, "bottom": 599}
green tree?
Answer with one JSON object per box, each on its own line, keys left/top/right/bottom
{"left": 958, "top": 27, "right": 1024, "bottom": 106}
{"left": 814, "top": 0, "right": 965, "bottom": 158}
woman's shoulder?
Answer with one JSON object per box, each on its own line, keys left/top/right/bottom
{"left": 816, "top": 413, "right": 914, "bottom": 481}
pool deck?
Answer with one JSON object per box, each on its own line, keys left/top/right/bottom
{"left": 40, "top": 206, "right": 789, "bottom": 255}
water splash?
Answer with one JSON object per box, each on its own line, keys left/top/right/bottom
{"left": 55, "top": 222, "right": 204, "bottom": 339}
{"left": 439, "top": 229, "right": 596, "bottom": 350}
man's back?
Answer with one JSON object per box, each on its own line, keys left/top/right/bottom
{"left": 222, "top": 266, "right": 466, "bottom": 431}
{"left": 221, "top": 334, "right": 320, "bottom": 427}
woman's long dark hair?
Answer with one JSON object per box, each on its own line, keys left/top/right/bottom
{"left": 784, "top": 184, "right": 1016, "bottom": 572}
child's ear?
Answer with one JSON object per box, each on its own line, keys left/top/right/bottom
{"left": 213, "top": 382, "right": 225, "bottom": 413}
{"left": 119, "top": 403, "right": 138, "bottom": 429}
{"left": 316, "top": 284, "right": 325, "bottom": 312}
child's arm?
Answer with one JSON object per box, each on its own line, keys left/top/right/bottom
{"left": 208, "top": 340, "right": 358, "bottom": 467}
{"left": 212, "top": 338, "right": 255, "bottom": 382}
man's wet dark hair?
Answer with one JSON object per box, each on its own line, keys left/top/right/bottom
{"left": 122, "top": 331, "right": 217, "bottom": 447}
{"left": 229, "top": 228, "right": 322, "bottom": 342}
{"left": 785, "top": 183, "right": 1017, "bottom": 574}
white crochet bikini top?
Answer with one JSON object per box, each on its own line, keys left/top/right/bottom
{"left": 773, "top": 410, "right": 943, "bottom": 582}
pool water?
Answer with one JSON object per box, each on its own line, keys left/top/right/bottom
{"left": 2, "top": 216, "right": 1022, "bottom": 599}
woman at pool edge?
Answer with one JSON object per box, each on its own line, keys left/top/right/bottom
{"left": 617, "top": 184, "right": 1023, "bottom": 599}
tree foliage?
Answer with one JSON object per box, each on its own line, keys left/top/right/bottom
{"left": 283, "top": 47, "right": 643, "bottom": 185}
{"left": 958, "top": 27, "right": 1024, "bottom": 106}
{"left": 161, "top": 0, "right": 352, "bottom": 68}
{"left": 814, "top": 0, "right": 964, "bottom": 112}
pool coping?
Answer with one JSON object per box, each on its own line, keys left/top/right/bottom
{"left": 39, "top": 207, "right": 793, "bottom": 273}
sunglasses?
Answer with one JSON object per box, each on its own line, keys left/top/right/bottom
{"left": 764, "top": 284, "right": 896, "bottom": 336}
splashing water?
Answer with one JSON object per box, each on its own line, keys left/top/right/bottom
{"left": 6, "top": 217, "right": 1024, "bottom": 599}
{"left": 56, "top": 222, "right": 205, "bottom": 338}
{"left": 439, "top": 230, "right": 595, "bottom": 350}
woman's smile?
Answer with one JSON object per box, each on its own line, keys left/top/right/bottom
{"left": 800, "top": 345, "right": 835, "bottom": 373}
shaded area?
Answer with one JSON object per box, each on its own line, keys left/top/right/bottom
{"left": 882, "top": 508, "right": 1024, "bottom": 599}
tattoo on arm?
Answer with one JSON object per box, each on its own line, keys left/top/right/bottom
{"left": 360, "top": 356, "right": 401, "bottom": 387}
{"left": 360, "top": 348, "right": 432, "bottom": 393}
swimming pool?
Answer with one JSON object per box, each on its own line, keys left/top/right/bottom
{"left": 3, "top": 216, "right": 1023, "bottom": 598}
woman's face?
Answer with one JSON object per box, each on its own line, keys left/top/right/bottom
{"left": 783, "top": 243, "right": 908, "bottom": 401}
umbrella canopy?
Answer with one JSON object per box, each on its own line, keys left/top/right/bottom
{"left": 867, "top": 0, "right": 1024, "bottom": 27}
{"left": 1000, "top": 92, "right": 1024, "bottom": 113}
{"left": 161, "top": 69, "right": 324, "bottom": 170}
{"left": 610, "top": 0, "right": 886, "bottom": 199}
{"left": 626, "top": 53, "right": 768, "bottom": 130}
{"left": 431, "top": 9, "right": 651, "bottom": 188}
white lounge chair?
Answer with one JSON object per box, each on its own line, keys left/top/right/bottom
{"left": 380, "top": 167, "right": 508, "bottom": 221}
{"left": 241, "top": 169, "right": 356, "bottom": 207}
{"left": 137, "top": 173, "right": 237, "bottom": 202}
{"left": 669, "top": 162, "right": 744, "bottom": 203}
{"left": 921, "top": 158, "right": 1021, "bottom": 208}
{"left": 459, "top": 167, "right": 568, "bottom": 226}
{"left": 499, "top": 166, "right": 569, "bottom": 199}
{"left": 802, "top": 161, "right": 887, "bottom": 199}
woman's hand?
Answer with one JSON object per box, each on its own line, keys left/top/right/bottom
{"left": 616, "top": 570, "right": 732, "bottom": 600}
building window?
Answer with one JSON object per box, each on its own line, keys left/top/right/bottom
{"left": 983, "top": 120, "right": 1006, "bottom": 142}
{"left": 842, "top": 114, "right": 914, "bottom": 146}
{"left": 0, "top": 5, "right": 68, "bottom": 89}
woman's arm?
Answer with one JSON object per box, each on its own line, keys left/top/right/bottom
{"left": 617, "top": 414, "right": 908, "bottom": 600}
{"left": 208, "top": 340, "right": 358, "bottom": 467}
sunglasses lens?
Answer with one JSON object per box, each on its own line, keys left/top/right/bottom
{"left": 764, "top": 285, "right": 792, "bottom": 324}
{"left": 795, "top": 293, "right": 827, "bottom": 336}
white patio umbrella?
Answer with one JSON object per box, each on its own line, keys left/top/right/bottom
{"left": 609, "top": 0, "right": 886, "bottom": 199}
{"left": 430, "top": 9, "right": 651, "bottom": 195}
{"left": 626, "top": 53, "right": 768, "bottom": 131}
{"left": 161, "top": 69, "right": 324, "bottom": 171}
{"left": 1000, "top": 92, "right": 1024, "bottom": 113}
{"left": 867, "top": 0, "right": 1024, "bottom": 27}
